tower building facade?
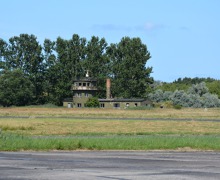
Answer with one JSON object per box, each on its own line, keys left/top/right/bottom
{"left": 71, "top": 77, "right": 98, "bottom": 108}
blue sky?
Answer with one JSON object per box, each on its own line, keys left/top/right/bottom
{"left": 1, "top": 0, "right": 219, "bottom": 82}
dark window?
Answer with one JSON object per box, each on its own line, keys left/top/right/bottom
{"left": 76, "top": 93, "right": 81, "bottom": 97}
{"left": 79, "top": 83, "right": 82, "bottom": 86}
{"left": 100, "top": 103, "right": 105, "bottom": 108}
{"left": 83, "top": 83, "right": 86, "bottom": 86}
{"left": 114, "top": 103, "right": 120, "bottom": 108}
{"left": 77, "top": 103, "right": 82, "bottom": 107}
{"left": 135, "top": 103, "right": 138, "bottom": 107}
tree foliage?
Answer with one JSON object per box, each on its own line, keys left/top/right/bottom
{"left": 83, "top": 36, "right": 110, "bottom": 98}
{"left": 0, "top": 34, "right": 153, "bottom": 106}
{"left": 0, "top": 34, "right": 44, "bottom": 104}
{"left": 0, "top": 70, "right": 34, "bottom": 107}
{"left": 1, "top": 34, "right": 220, "bottom": 108}
{"left": 207, "top": 80, "right": 220, "bottom": 99}
{"left": 107, "top": 37, "right": 152, "bottom": 98}
{"left": 84, "top": 97, "right": 100, "bottom": 108}
{"left": 48, "top": 35, "right": 87, "bottom": 105}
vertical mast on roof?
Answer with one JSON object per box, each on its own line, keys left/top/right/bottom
{"left": 86, "top": 70, "right": 89, "bottom": 78}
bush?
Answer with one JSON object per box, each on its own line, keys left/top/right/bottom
{"left": 173, "top": 104, "right": 182, "bottom": 109}
{"left": 148, "top": 82, "right": 220, "bottom": 108}
{"left": 84, "top": 97, "right": 100, "bottom": 108}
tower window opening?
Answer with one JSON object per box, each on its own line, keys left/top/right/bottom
{"left": 76, "top": 93, "right": 81, "bottom": 97}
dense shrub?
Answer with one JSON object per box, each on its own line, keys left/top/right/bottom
{"left": 84, "top": 97, "right": 100, "bottom": 108}
{"left": 148, "top": 82, "right": 220, "bottom": 108}
{"left": 173, "top": 104, "right": 182, "bottom": 109}
{"left": 187, "top": 82, "right": 209, "bottom": 96}
{"left": 202, "top": 93, "right": 220, "bottom": 108}
{"left": 148, "top": 89, "right": 163, "bottom": 102}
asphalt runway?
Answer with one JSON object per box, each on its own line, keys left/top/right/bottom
{"left": 0, "top": 151, "right": 220, "bottom": 180}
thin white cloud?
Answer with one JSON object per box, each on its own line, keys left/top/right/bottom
{"left": 91, "top": 24, "right": 132, "bottom": 32}
{"left": 179, "top": 26, "right": 190, "bottom": 31}
{"left": 91, "top": 22, "right": 165, "bottom": 32}
{"left": 144, "top": 22, "right": 166, "bottom": 31}
{"left": 144, "top": 22, "right": 155, "bottom": 30}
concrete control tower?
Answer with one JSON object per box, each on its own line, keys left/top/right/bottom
{"left": 72, "top": 74, "right": 98, "bottom": 108}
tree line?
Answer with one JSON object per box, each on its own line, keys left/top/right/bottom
{"left": 0, "top": 34, "right": 152, "bottom": 106}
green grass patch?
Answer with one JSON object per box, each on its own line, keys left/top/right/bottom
{"left": 1, "top": 132, "right": 220, "bottom": 151}
{"left": 0, "top": 108, "right": 220, "bottom": 151}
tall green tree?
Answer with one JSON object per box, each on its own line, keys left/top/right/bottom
{"left": 107, "top": 37, "right": 152, "bottom": 98}
{"left": 2, "top": 34, "right": 45, "bottom": 104}
{"left": 0, "top": 69, "right": 34, "bottom": 107}
{"left": 0, "top": 38, "right": 8, "bottom": 73}
{"left": 43, "top": 39, "right": 57, "bottom": 103}
{"left": 83, "top": 36, "right": 110, "bottom": 97}
{"left": 49, "top": 34, "right": 87, "bottom": 105}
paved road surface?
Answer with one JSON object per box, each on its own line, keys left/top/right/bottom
{"left": 0, "top": 151, "right": 220, "bottom": 180}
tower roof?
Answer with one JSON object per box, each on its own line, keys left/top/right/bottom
{"left": 72, "top": 77, "right": 97, "bottom": 82}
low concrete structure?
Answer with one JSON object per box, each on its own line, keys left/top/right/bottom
{"left": 99, "top": 98, "right": 149, "bottom": 109}
{"left": 63, "top": 74, "right": 150, "bottom": 108}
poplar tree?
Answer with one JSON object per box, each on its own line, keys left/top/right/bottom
{"left": 107, "top": 37, "right": 152, "bottom": 98}
{"left": 83, "top": 36, "right": 110, "bottom": 97}
{"left": 0, "top": 34, "right": 44, "bottom": 104}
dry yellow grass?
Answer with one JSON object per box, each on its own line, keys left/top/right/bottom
{"left": 0, "top": 118, "right": 220, "bottom": 136}
{"left": 0, "top": 107, "right": 220, "bottom": 136}
{"left": 0, "top": 107, "right": 220, "bottom": 119}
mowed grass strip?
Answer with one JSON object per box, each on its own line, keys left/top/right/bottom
{"left": 1, "top": 132, "right": 220, "bottom": 151}
{"left": 0, "top": 118, "right": 220, "bottom": 135}
{"left": 1, "top": 107, "right": 220, "bottom": 119}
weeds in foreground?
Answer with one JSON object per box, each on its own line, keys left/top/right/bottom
{"left": 1, "top": 132, "right": 220, "bottom": 151}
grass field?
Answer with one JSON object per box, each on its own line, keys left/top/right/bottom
{"left": 0, "top": 118, "right": 220, "bottom": 136}
{"left": 1, "top": 107, "right": 220, "bottom": 119}
{"left": 0, "top": 107, "right": 220, "bottom": 151}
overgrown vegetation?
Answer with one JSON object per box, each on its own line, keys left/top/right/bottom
{"left": 1, "top": 35, "right": 220, "bottom": 108}
{"left": 148, "top": 81, "right": 220, "bottom": 108}
{"left": 0, "top": 34, "right": 152, "bottom": 106}
{"left": 84, "top": 97, "right": 100, "bottom": 108}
